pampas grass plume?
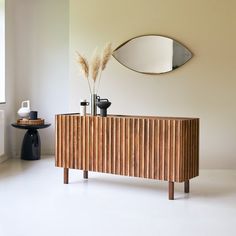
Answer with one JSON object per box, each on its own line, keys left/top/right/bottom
{"left": 91, "top": 51, "right": 101, "bottom": 82}
{"left": 75, "top": 51, "right": 89, "bottom": 78}
{"left": 101, "top": 42, "right": 113, "bottom": 71}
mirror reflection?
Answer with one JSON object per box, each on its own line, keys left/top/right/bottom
{"left": 113, "top": 35, "right": 192, "bottom": 74}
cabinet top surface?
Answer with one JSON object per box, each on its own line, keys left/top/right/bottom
{"left": 56, "top": 113, "right": 199, "bottom": 121}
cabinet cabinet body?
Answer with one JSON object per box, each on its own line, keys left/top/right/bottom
{"left": 55, "top": 114, "right": 199, "bottom": 184}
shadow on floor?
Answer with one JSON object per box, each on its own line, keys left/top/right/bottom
{"left": 69, "top": 170, "right": 236, "bottom": 200}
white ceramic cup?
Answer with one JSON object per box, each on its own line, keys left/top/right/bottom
{"left": 80, "top": 99, "right": 89, "bottom": 116}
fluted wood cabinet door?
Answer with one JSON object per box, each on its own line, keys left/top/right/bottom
{"left": 55, "top": 114, "right": 199, "bottom": 182}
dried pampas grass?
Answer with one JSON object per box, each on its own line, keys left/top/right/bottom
{"left": 75, "top": 42, "right": 113, "bottom": 95}
{"left": 101, "top": 42, "right": 113, "bottom": 71}
{"left": 91, "top": 52, "right": 101, "bottom": 82}
{"left": 76, "top": 51, "right": 92, "bottom": 93}
{"left": 76, "top": 51, "right": 89, "bottom": 78}
{"left": 96, "top": 42, "right": 113, "bottom": 93}
{"left": 91, "top": 51, "right": 101, "bottom": 93}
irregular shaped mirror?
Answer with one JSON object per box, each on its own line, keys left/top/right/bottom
{"left": 112, "top": 35, "right": 192, "bottom": 74}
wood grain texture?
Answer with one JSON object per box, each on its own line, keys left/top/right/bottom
{"left": 55, "top": 114, "right": 199, "bottom": 182}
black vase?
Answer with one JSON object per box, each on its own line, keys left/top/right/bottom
{"left": 96, "top": 100, "right": 111, "bottom": 117}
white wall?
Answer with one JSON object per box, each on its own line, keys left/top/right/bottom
{"left": 0, "top": 0, "right": 16, "bottom": 162}
{"left": 0, "top": 110, "right": 4, "bottom": 157}
{"left": 13, "top": 0, "right": 69, "bottom": 156}
{"left": 0, "top": 0, "right": 5, "bottom": 103}
{"left": 69, "top": 0, "right": 236, "bottom": 169}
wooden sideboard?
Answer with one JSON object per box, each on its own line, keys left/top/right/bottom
{"left": 55, "top": 114, "right": 199, "bottom": 200}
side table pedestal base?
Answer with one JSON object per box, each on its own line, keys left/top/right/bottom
{"left": 21, "top": 129, "right": 41, "bottom": 160}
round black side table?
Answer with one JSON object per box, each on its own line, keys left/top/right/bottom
{"left": 11, "top": 123, "right": 51, "bottom": 160}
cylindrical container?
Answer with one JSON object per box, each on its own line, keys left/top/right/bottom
{"left": 29, "top": 111, "right": 38, "bottom": 120}
{"left": 80, "top": 99, "right": 89, "bottom": 116}
{"left": 91, "top": 94, "right": 97, "bottom": 116}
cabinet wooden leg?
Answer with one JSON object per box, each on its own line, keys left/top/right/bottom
{"left": 83, "top": 170, "right": 88, "bottom": 179}
{"left": 64, "top": 168, "right": 69, "bottom": 184}
{"left": 184, "top": 180, "right": 190, "bottom": 193}
{"left": 168, "top": 181, "right": 174, "bottom": 200}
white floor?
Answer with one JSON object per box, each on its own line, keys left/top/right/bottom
{"left": 0, "top": 157, "right": 236, "bottom": 236}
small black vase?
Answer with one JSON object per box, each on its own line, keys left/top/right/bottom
{"left": 96, "top": 100, "right": 111, "bottom": 117}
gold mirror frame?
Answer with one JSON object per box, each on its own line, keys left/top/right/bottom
{"left": 112, "top": 35, "right": 193, "bottom": 75}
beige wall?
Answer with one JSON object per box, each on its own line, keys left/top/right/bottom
{"left": 69, "top": 0, "right": 236, "bottom": 168}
